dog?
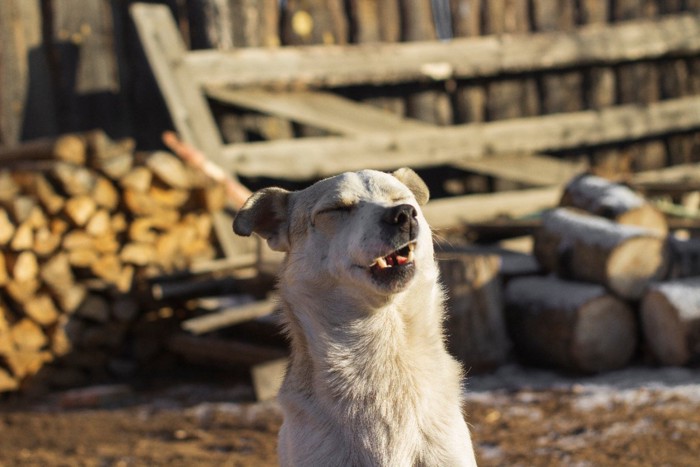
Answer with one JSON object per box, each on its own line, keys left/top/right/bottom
{"left": 234, "top": 168, "right": 477, "bottom": 466}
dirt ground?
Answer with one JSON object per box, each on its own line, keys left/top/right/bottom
{"left": 1, "top": 364, "right": 699, "bottom": 467}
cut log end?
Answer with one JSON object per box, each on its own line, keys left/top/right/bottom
{"left": 573, "top": 296, "right": 637, "bottom": 373}
{"left": 641, "top": 291, "right": 689, "bottom": 366}
{"left": 616, "top": 204, "right": 668, "bottom": 235}
{"left": 607, "top": 236, "right": 669, "bottom": 299}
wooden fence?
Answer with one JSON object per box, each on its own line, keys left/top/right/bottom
{"left": 2, "top": 1, "right": 700, "bottom": 179}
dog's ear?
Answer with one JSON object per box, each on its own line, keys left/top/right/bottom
{"left": 392, "top": 167, "right": 430, "bottom": 206}
{"left": 233, "top": 187, "right": 290, "bottom": 251}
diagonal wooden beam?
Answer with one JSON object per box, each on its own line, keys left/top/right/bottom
{"left": 205, "top": 87, "right": 433, "bottom": 135}
{"left": 221, "top": 95, "right": 700, "bottom": 180}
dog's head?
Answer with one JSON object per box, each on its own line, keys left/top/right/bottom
{"left": 233, "top": 168, "right": 433, "bottom": 297}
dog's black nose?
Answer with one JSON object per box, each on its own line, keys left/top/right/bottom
{"left": 383, "top": 204, "right": 417, "bottom": 230}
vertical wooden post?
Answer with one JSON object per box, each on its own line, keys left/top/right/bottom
{"left": 482, "top": 0, "right": 538, "bottom": 191}
{"left": 347, "top": 0, "right": 405, "bottom": 116}
{"left": 613, "top": 0, "right": 666, "bottom": 171}
{"left": 579, "top": 0, "right": 627, "bottom": 178}
{"left": 280, "top": 0, "right": 348, "bottom": 137}
{"left": 531, "top": 0, "right": 582, "bottom": 114}
{"left": 399, "top": 0, "right": 453, "bottom": 125}
{"left": 661, "top": 0, "right": 699, "bottom": 165}
{"left": 450, "top": 0, "right": 486, "bottom": 124}
{"left": 483, "top": 0, "right": 538, "bottom": 121}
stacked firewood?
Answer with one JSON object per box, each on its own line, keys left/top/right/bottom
{"left": 0, "top": 131, "right": 227, "bottom": 393}
{"left": 505, "top": 173, "right": 700, "bottom": 373}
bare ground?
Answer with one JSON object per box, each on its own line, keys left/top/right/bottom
{"left": 1, "top": 364, "right": 699, "bottom": 466}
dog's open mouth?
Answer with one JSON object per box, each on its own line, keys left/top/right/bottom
{"left": 367, "top": 242, "right": 416, "bottom": 289}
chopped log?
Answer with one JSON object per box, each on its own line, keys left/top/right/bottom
{"left": 182, "top": 298, "right": 278, "bottom": 335}
{"left": 51, "top": 162, "right": 97, "bottom": 196}
{"left": 4, "top": 350, "right": 52, "bottom": 379}
{"left": 4, "top": 195, "right": 37, "bottom": 223}
{"left": 0, "top": 208, "right": 15, "bottom": 245}
{"left": 0, "top": 135, "right": 87, "bottom": 165}
{"left": 92, "top": 177, "right": 119, "bottom": 212}
{"left": 5, "top": 279, "right": 40, "bottom": 304}
{"left": 85, "top": 209, "right": 112, "bottom": 237}
{"left": 94, "top": 152, "right": 134, "bottom": 180}
{"left": 9, "top": 221, "right": 33, "bottom": 251}
{"left": 534, "top": 208, "right": 670, "bottom": 299}
{"left": 561, "top": 173, "right": 668, "bottom": 234}
{"left": 41, "top": 254, "right": 87, "bottom": 313}
{"left": 64, "top": 195, "right": 97, "bottom": 226}
{"left": 24, "top": 294, "right": 60, "bottom": 326}
{"left": 33, "top": 174, "right": 65, "bottom": 215}
{"left": 120, "top": 242, "right": 157, "bottom": 266}
{"left": 0, "top": 171, "right": 20, "bottom": 201}
{"left": 11, "top": 318, "right": 48, "bottom": 352}
{"left": 437, "top": 253, "right": 510, "bottom": 372}
{"left": 505, "top": 276, "right": 637, "bottom": 373}
{"left": 145, "top": 151, "right": 191, "bottom": 189}
{"left": 85, "top": 131, "right": 137, "bottom": 175}
{"left": 148, "top": 184, "right": 190, "bottom": 209}
{"left": 641, "top": 278, "right": 700, "bottom": 366}
{"left": 120, "top": 166, "right": 152, "bottom": 192}
{"left": 167, "top": 333, "right": 287, "bottom": 367}
{"left": 33, "top": 226, "right": 62, "bottom": 257}
{"left": 7, "top": 250, "right": 39, "bottom": 282}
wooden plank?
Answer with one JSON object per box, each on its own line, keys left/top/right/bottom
{"left": 184, "top": 13, "right": 700, "bottom": 89}
{"left": 129, "top": 3, "right": 225, "bottom": 167}
{"left": 423, "top": 187, "right": 562, "bottom": 229}
{"left": 167, "top": 333, "right": 287, "bottom": 367}
{"left": 220, "top": 95, "right": 700, "bottom": 179}
{"left": 454, "top": 154, "right": 588, "bottom": 186}
{"left": 205, "top": 87, "right": 433, "bottom": 135}
{"left": 182, "top": 298, "right": 277, "bottom": 335}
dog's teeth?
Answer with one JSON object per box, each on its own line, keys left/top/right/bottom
{"left": 407, "top": 250, "right": 414, "bottom": 263}
{"left": 376, "top": 257, "right": 389, "bottom": 269}
{"left": 408, "top": 243, "right": 415, "bottom": 252}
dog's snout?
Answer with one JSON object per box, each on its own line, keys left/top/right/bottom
{"left": 383, "top": 204, "right": 417, "bottom": 229}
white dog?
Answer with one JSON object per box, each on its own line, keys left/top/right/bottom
{"left": 234, "top": 168, "right": 477, "bottom": 466}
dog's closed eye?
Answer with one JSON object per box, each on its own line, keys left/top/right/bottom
{"left": 317, "top": 204, "right": 355, "bottom": 216}
{"left": 312, "top": 204, "right": 355, "bottom": 227}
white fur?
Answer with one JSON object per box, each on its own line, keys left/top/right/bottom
{"left": 234, "top": 169, "right": 477, "bottom": 466}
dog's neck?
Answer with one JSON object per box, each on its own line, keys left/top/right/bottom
{"left": 281, "top": 271, "right": 443, "bottom": 355}
{"left": 279, "top": 269, "right": 449, "bottom": 400}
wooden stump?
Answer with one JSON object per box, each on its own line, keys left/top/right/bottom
{"left": 534, "top": 208, "right": 669, "bottom": 299}
{"left": 641, "top": 278, "right": 700, "bottom": 366}
{"left": 438, "top": 253, "right": 510, "bottom": 372}
{"left": 505, "top": 275, "right": 637, "bottom": 373}
{"left": 560, "top": 173, "right": 668, "bottom": 234}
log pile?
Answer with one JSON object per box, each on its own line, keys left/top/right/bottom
{"left": 0, "top": 131, "right": 229, "bottom": 393}
{"left": 506, "top": 173, "right": 700, "bottom": 372}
